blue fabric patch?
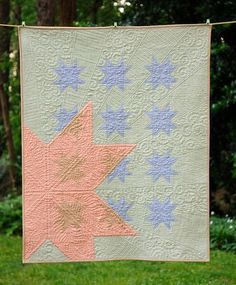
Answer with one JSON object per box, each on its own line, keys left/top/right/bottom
{"left": 145, "top": 57, "right": 176, "bottom": 90}
{"left": 108, "top": 158, "right": 131, "bottom": 183}
{"left": 146, "top": 105, "right": 176, "bottom": 136}
{"left": 108, "top": 196, "right": 133, "bottom": 221}
{"left": 100, "top": 59, "right": 131, "bottom": 91}
{"left": 147, "top": 197, "right": 176, "bottom": 229}
{"left": 101, "top": 106, "right": 130, "bottom": 137}
{"left": 55, "top": 61, "right": 85, "bottom": 92}
{"left": 54, "top": 106, "right": 77, "bottom": 131}
{"left": 147, "top": 151, "right": 177, "bottom": 183}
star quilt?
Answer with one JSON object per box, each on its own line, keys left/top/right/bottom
{"left": 19, "top": 24, "right": 211, "bottom": 263}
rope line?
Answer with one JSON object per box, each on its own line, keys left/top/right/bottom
{"left": 0, "top": 20, "right": 236, "bottom": 29}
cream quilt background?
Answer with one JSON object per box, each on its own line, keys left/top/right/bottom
{"left": 20, "top": 24, "right": 211, "bottom": 263}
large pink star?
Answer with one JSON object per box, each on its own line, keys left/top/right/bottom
{"left": 23, "top": 102, "right": 136, "bottom": 261}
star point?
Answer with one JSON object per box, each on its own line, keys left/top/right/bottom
{"left": 54, "top": 106, "right": 77, "bottom": 131}
{"left": 146, "top": 57, "right": 176, "bottom": 90}
{"left": 100, "top": 59, "right": 131, "bottom": 91}
{"left": 147, "top": 151, "right": 177, "bottom": 183}
{"left": 55, "top": 61, "right": 85, "bottom": 92}
{"left": 108, "top": 158, "right": 132, "bottom": 183}
{"left": 147, "top": 197, "right": 176, "bottom": 229}
{"left": 146, "top": 105, "right": 176, "bottom": 136}
{"left": 108, "top": 197, "right": 133, "bottom": 221}
{"left": 101, "top": 106, "right": 130, "bottom": 137}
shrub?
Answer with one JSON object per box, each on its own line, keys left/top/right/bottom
{"left": 0, "top": 194, "right": 22, "bottom": 236}
{"left": 210, "top": 214, "right": 236, "bottom": 253}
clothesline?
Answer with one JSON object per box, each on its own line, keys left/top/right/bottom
{"left": 0, "top": 20, "right": 236, "bottom": 29}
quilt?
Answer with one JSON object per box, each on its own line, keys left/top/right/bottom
{"left": 19, "top": 24, "right": 211, "bottom": 263}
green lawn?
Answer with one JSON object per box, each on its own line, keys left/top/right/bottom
{"left": 0, "top": 236, "right": 236, "bottom": 285}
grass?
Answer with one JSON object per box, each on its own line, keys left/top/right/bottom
{"left": 0, "top": 236, "right": 236, "bottom": 285}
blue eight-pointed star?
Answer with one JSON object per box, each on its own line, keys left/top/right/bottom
{"left": 147, "top": 152, "right": 177, "bottom": 183}
{"left": 146, "top": 105, "right": 176, "bottom": 136}
{"left": 147, "top": 197, "right": 176, "bottom": 229}
{"left": 146, "top": 57, "right": 176, "bottom": 90}
{"left": 108, "top": 158, "right": 131, "bottom": 183}
{"left": 55, "top": 61, "right": 85, "bottom": 92}
{"left": 108, "top": 197, "right": 133, "bottom": 221}
{"left": 54, "top": 106, "right": 77, "bottom": 131}
{"left": 101, "top": 106, "right": 130, "bottom": 137}
{"left": 100, "top": 59, "right": 131, "bottom": 91}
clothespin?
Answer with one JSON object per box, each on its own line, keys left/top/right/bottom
{"left": 206, "top": 19, "right": 210, "bottom": 25}
{"left": 22, "top": 21, "right": 26, "bottom": 27}
{"left": 114, "top": 22, "right": 118, "bottom": 28}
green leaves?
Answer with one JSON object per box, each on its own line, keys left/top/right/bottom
{"left": 0, "top": 194, "right": 22, "bottom": 236}
{"left": 210, "top": 216, "right": 236, "bottom": 253}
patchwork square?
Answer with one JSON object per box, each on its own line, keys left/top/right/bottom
{"left": 19, "top": 24, "right": 211, "bottom": 263}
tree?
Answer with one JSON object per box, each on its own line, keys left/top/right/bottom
{"left": 0, "top": 0, "right": 16, "bottom": 189}
{"left": 37, "top": 0, "right": 55, "bottom": 26}
{"left": 60, "top": 0, "right": 76, "bottom": 26}
{"left": 90, "top": 0, "right": 103, "bottom": 25}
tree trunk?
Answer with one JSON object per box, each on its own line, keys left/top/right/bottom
{"left": 38, "top": 0, "right": 55, "bottom": 26}
{"left": 0, "top": 0, "right": 16, "bottom": 189}
{"left": 13, "top": 0, "right": 22, "bottom": 24}
{"left": 90, "top": 0, "right": 103, "bottom": 25}
{"left": 13, "top": 0, "right": 21, "bottom": 89}
{"left": 59, "top": 0, "right": 76, "bottom": 26}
